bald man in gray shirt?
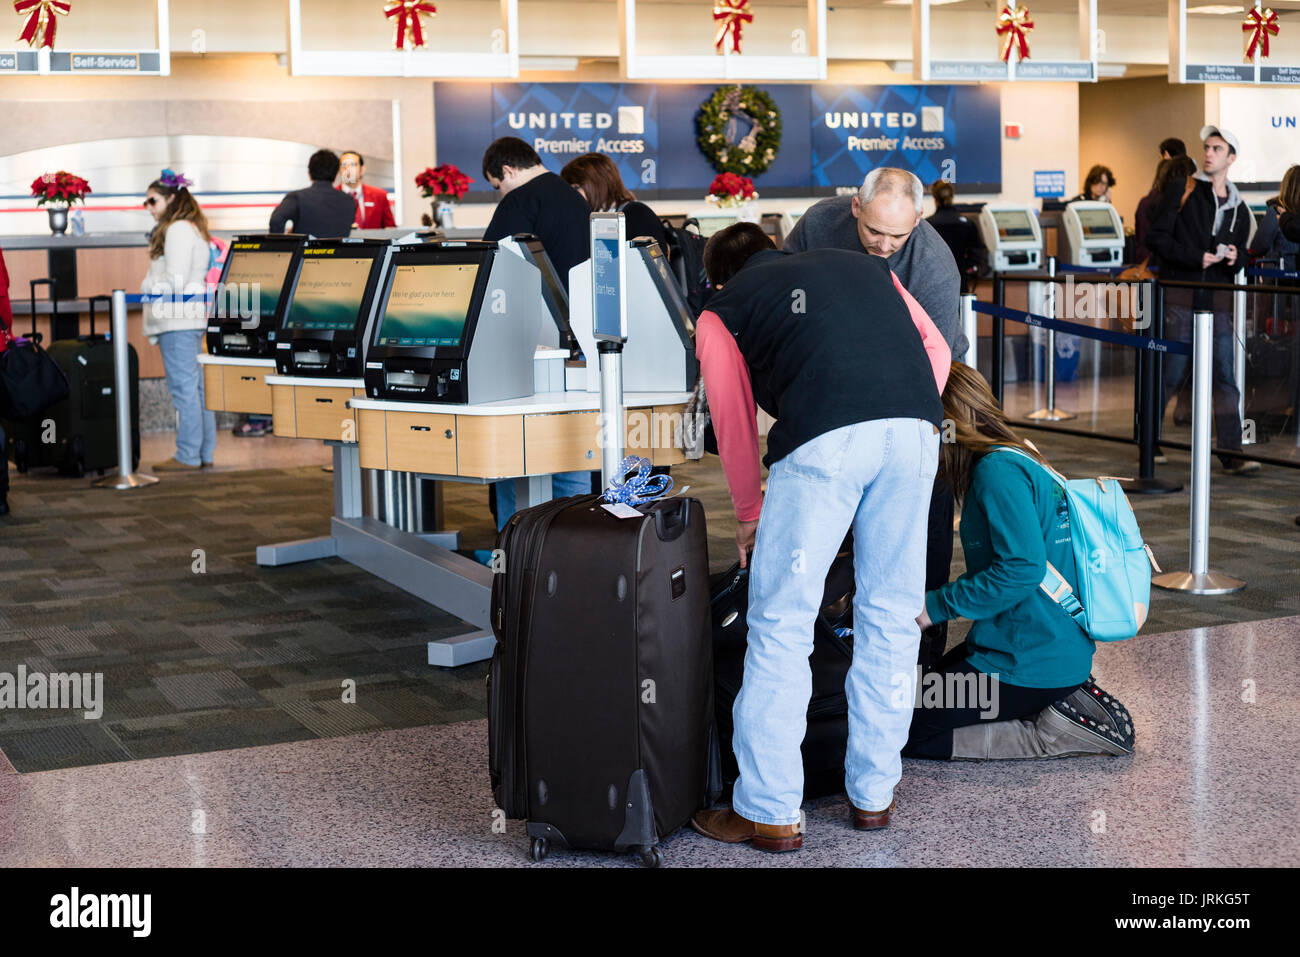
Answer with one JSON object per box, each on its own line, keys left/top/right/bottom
{"left": 784, "top": 167, "right": 962, "bottom": 671}
{"left": 783, "top": 169, "right": 966, "bottom": 360}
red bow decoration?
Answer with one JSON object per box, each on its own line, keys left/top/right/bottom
{"left": 1243, "top": 7, "right": 1279, "bottom": 61}
{"left": 384, "top": 0, "right": 437, "bottom": 51}
{"left": 14, "top": 0, "right": 70, "bottom": 49}
{"left": 713, "top": 0, "right": 753, "bottom": 55}
{"left": 996, "top": 4, "right": 1034, "bottom": 63}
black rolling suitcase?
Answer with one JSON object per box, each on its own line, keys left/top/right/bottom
{"left": 5, "top": 285, "right": 140, "bottom": 477}
{"left": 488, "top": 492, "right": 718, "bottom": 866}
{"left": 710, "top": 536, "right": 856, "bottom": 800}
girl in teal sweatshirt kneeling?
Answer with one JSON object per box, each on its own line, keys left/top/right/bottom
{"left": 905, "top": 363, "right": 1135, "bottom": 761}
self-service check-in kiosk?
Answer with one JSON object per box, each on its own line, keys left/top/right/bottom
{"left": 978, "top": 205, "right": 1044, "bottom": 272}
{"left": 274, "top": 238, "right": 393, "bottom": 378}
{"left": 569, "top": 238, "right": 697, "bottom": 393}
{"left": 362, "top": 240, "right": 544, "bottom": 404}
{"left": 206, "top": 234, "right": 305, "bottom": 357}
{"left": 501, "top": 233, "right": 578, "bottom": 356}
{"left": 1061, "top": 201, "right": 1126, "bottom": 267}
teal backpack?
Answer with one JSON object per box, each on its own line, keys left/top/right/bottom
{"left": 990, "top": 447, "right": 1159, "bottom": 642}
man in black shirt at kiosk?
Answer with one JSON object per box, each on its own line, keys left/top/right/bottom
{"left": 269, "top": 149, "right": 358, "bottom": 239}
{"left": 480, "top": 137, "right": 592, "bottom": 289}
{"left": 479, "top": 137, "right": 594, "bottom": 527}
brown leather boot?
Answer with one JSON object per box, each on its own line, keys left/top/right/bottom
{"left": 850, "top": 798, "right": 896, "bottom": 830}
{"left": 690, "top": 808, "right": 803, "bottom": 852}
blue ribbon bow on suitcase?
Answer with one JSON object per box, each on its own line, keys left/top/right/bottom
{"left": 601, "top": 455, "right": 673, "bottom": 506}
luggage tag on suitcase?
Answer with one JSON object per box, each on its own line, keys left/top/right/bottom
{"left": 600, "top": 455, "right": 674, "bottom": 518}
{"left": 601, "top": 502, "right": 643, "bottom": 520}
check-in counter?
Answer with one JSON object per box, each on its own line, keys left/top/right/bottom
{"left": 350, "top": 391, "right": 688, "bottom": 480}
{"left": 266, "top": 375, "right": 365, "bottom": 441}
{"left": 198, "top": 354, "right": 276, "bottom": 414}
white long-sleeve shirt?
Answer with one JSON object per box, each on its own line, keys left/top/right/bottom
{"left": 140, "top": 219, "right": 210, "bottom": 339}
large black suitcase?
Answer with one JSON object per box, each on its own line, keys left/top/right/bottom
{"left": 711, "top": 537, "right": 856, "bottom": 800}
{"left": 5, "top": 286, "right": 140, "bottom": 477}
{"left": 488, "top": 493, "right": 718, "bottom": 867}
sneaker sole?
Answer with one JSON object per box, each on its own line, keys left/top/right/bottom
{"left": 1048, "top": 696, "right": 1134, "bottom": 755}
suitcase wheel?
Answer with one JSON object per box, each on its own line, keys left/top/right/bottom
{"left": 636, "top": 845, "right": 663, "bottom": 869}
{"left": 529, "top": 837, "right": 549, "bottom": 863}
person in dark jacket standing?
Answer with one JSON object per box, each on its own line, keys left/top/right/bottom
{"left": 925, "top": 180, "right": 985, "bottom": 293}
{"left": 269, "top": 150, "right": 357, "bottom": 239}
{"left": 1135, "top": 155, "right": 1196, "bottom": 265}
{"left": 689, "top": 224, "right": 950, "bottom": 850}
{"left": 1146, "top": 125, "right": 1257, "bottom": 474}
{"left": 0, "top": 242, "right": 11, "bottom": 515}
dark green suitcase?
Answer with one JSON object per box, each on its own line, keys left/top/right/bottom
{"left": 5, "top": 285, "right": 140, "bottom": 477}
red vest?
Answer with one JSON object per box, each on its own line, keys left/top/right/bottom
{"left": 337, "top": 183, "right": 395, "bottom": 229}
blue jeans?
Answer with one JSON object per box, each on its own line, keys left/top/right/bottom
{"left": 492, "top": 470, "right": 594, "bottom": 531}
{"left": 732, "top": 419, "right": 939, "bottom": 825}
{"left": 158, "top": 329, "right": 216, "bottom": 466}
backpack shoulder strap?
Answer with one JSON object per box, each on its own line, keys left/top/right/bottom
{"left": 984, "top": 447, "right": 1088, "bottom": 631}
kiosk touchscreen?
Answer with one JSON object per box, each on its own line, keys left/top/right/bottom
{"left": 978, "top": 204, "right": 1044, "bottom": 271}
{"left": 1062, "top": 201, "right": 1125, "bottom": 267}
{"left": 206, "top": 234, "right": 304, "bottom": 357}
{"left": 275, "top": 238, "right": 393, "bottom": 378}
{"left": 569, "top": 237, "right": 697, "bottom": 393}
{"left": 363, "top": 240, "right": 545, "bottom": 404}
{"left": 692, "top": 212, "right": 742, "bottom": 238}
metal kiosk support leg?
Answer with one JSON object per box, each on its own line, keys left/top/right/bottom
{"left": 1153, "top": 309, "right": 1245, "bottom": 595}
{"left": 1027, "top": 257, "right": 1076, "bottom": 421}
{"left": 93, "top": 289, "right": 158, "bottom": 490}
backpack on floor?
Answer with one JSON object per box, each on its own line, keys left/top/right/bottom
{"left": 989, "top": 447, "right": 1159, "bottom": 642}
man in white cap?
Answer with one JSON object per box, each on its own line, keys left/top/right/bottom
{"left": 1147, "top": 124, "right": 1258, "bottom": 474}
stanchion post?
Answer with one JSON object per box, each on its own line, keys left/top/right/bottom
{"left": 1153, "top": 308, "right": 1244, "bottom": 594}
{"left": 991, "top": 275, "right": 1005, "bottom": 405}
{"left": 1121, "top": 279, "right": 1182, "bottom": 495}
{"left": 598, "top": 341, "right": 626, "bottom": 488}
{"left": 959, "top": 293, "right": 978, "bottom": 369}
{"left": 1233, "top": 266, "right": 1248, "bottom": 440}
{"left": 93, "top": 289, "right": 157, "bottom": 489}
{"left": 1027, "top": 256, "right": 1075, "bottom": 421}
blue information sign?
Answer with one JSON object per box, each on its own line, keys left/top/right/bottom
{"left": 1034, "top": 170, "right": 1066, "bottom": 198}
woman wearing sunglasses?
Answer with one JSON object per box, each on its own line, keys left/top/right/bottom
{"left": 141, "top": 169, "right": 216, "bottom": 471}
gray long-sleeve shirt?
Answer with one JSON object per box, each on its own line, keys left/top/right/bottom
{"left": 783, "top": 194, "right": 966, "bottom": 359}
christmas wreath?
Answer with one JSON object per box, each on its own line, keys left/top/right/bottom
{"left": 696, "top": 84, "right": 782, "bottom": 176}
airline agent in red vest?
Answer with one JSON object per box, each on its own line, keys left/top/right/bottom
{"left": 337, "top": 151, "right": 395, "bottom": 229}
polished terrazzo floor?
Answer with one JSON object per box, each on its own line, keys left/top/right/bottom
{"left": 4, "top": 614, "right": 1297, "bottom": 867}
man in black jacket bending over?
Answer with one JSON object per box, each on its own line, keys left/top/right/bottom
{"left": 1146, "top": 125, "right": 1257, "bottom": 474}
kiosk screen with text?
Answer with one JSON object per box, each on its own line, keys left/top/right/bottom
{"left": 218, "top": 251, "right": 294, "bottom": 320}
{"left": 1076, "top": 208, "right": 1118, "bottom": 239}
{"left": 993, "top": 210, "right": 1035, "bottom": 240}
{"left": 697, "top": 216, "right": 739, "bottom": 238}
{"left": 593, "top": 236, "right": 622, "bottom": 340}
{"left": 282, "top": 257, "right": 374, "bottom": 331}
{"left": 376, "top": 263, "right": 480, "bottom": 348}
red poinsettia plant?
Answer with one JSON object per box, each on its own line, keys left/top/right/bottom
{"left": 416, "top": 164, "right": 474, "bottom": 201}
{"left": 31, "top": 171, "right": 92, "bottom": 207}
{"left": 708, "top": 172, "right": 757, "bottom": 202}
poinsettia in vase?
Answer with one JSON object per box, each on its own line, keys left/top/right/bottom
{"left": 31, "top": 170, "right": 91, "bottom": 235}
{"left": 706, "top": 172, "right": 760, "bottom": 223}
{"left": 416, "top": 164, "right": 474, "bottom": 229}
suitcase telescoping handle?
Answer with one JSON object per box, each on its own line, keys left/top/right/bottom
{"left": 86, "top": 295, "right": 112, "bottom": 338}
{"left": 29, "top": 278, "right": 56, "bottom": 342}
{"left": 653, "top": 497, "right": 691, "bottom": 542}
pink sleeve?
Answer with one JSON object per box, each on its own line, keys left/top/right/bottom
{"left": 891, "top": 270, "right": 951, "bottom": 393}
{"left": 696, "top": 311, "right": 763, "bottom": 523}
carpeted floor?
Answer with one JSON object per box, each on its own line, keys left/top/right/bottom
{"left": 1, "top": 426, "right": 1296, "bottom": 773}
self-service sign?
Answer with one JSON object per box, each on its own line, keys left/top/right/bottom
{"left": 591, "top": 213, "right": 627, "bottom": 343}
{"left": 1034, "top": 171, "right": 1066, "bottom": 198}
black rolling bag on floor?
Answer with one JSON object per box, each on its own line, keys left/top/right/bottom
{"left": 5, "top": 286, "right": 140, "bottom": 477}
{"left": 710, "top": 537, "right": 856, "bottom": 800}
{"left": 487, "top": 492, "right": 719, "bottom": 867}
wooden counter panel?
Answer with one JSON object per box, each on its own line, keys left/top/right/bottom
{"left": 3, "top": 250, "right": 49, "bottom": 306}
{"left": 524, "top": 410, "right": 599, "bottom": 475}
{"left": 456, "top": 415, "right": 524, "bottom": 479}
{"left": 357, "top": 409, "right": 387, "bottom": 470}
{"left": 295, "top": 386, "right": 360, "bottom": 442}
{"left": 385, "top": 410, "right": 457, "bottom": 474}
{"left": 652, "top": 405, "right": 686, "bottom": 467}
{"left": 75, "top": 247, "right": 152, "bottom": 300}
{"left": 203, "top": 364, "right": 225, "bottom": 412}
{"left": 271, "top": 384, "right": 298, "bottom": 438}
{"left": 221, "top": 364, "right": 273, "bottom": 414}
